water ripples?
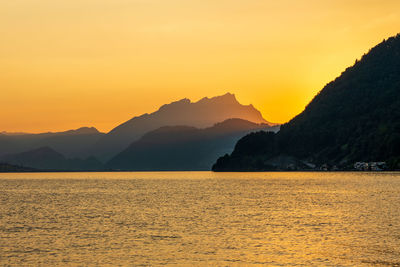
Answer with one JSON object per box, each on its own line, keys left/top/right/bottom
{"left": 0, "top": 172, "right": 399, "bottom": 266}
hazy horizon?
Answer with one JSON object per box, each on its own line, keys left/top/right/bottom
{"left": 1, "top": 92, "right": 270, "bottom": 134}
{"left": 1, "top": 0, "right": 400, "bottom": 133}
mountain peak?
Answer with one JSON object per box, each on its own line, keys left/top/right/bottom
{"left": 158, "top": 93, "right": 240, "bottom": 111}
{"left": 69, "top": 127, "right": 100, "bottom": 135}
{"left": 94, "top": 92, "right": 272, "bottom": 160}
{"left": 44, "top": 127, "right": 101, "bottom": 136}
{"left": 158, "top": 98, "right": 191, "bottom": 111}
{"left": 197, "top": 92, "right": 237, "bottom": 104}
{"left": 151, "top": 93, "right": 267, "bottom": 126}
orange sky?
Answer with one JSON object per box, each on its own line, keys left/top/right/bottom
{"left": 1, "top": 0, "right": 400, "bottom": 133}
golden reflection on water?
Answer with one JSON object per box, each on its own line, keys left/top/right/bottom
{"left": 0, "top": 172, "right": 399, "bottom": 266}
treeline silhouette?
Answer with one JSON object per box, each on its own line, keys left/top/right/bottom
{"left": 213, "top": 34, "right": 400, "bottom": 171}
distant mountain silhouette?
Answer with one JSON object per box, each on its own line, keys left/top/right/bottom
{"left": 1, "top": 127, "right": 100, "bottom": 136}
{"left": 107, "top": 118, "right": 278, "bottom": 171}
{"left": 0, "top": 147, "right": 105, "bottom": 171}
{"left": 213, "top": 34, "right": 400, "bottom": 171}
{"left": 91, "top": 93, "right": 273, "bottom": 161}
{"left": 0, "top": 127, "right": 105, "bottom": 159}
{"left": 0, "top": 131, "right": 31, "bottom": 136}
{"left": 0, "top": 163, "right": 38, "bottom": 172}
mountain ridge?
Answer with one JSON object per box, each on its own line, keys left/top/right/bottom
{"left": 0, "top": 127, "right": 101, "bottom": 136}
{"left": 0, "top": 127, "right": 105, "bottom": 158}
{"left": 91, "top": 92, "right": 273, "bottom": 161}
{"left": 213, "top": 33, "right": 400, "bottom": 171}
{"left": 1, "top": 146, "right": 105, "bottom": 171}
{"left": 108, "top": 118, "right": 279, "bottom": 171}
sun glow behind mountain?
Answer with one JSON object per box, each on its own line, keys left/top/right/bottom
{"left": 1, "top": 0, "right": 400, "bottom": 133}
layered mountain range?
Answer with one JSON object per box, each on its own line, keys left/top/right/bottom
{"left": 108, "top": 118, "right": 277, "bottom": 171}
{"left": 0, "top": 127, "right": 104, "bottom": 158}
{"left": 4, "top": 32, "right": 398, "bottom": 173}
{"left": 1, "top": 147, "right": 104, "bottom": 171}
{"left": 1, "top": 93, "right": 277, "bottom": 171}
{"left": 90, "top": 93, "right": 272, "bottom": 161}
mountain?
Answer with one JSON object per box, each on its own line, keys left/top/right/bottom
{"left": 91, "top": 93, "right": 273, "bottom": 161}
{"left": 0, "top": 132, "right": 30, "bottom": 136}
{"left": 0, "top": 147, "right": 105, "bottom": 171}
{"left": 0, "top": 127, "right": 105, "bottom": 159}
{"left": 107, "top": 118, "right": 279, "bottom": 171}
{"left": 213, "top": 34, "right": 400, "bottom": 171}
{"left": 0, "top": 163, "right": 38, "bottom": 172}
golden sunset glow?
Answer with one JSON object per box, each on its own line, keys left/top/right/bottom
{"left": 1, "top": 0, "right": 400, "bottom": 133}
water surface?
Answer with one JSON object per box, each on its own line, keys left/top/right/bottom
{"left": 1, "top": 172, "right": 399, "bottom": 266}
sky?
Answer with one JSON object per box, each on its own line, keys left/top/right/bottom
{"left": 1, "top": 0, "right": 400, "bottom": 133}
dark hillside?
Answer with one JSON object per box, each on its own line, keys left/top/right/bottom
{"left": 213, "top": 34, "right": 400, "bottom": 171}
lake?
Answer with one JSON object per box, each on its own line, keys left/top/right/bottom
{"left": 1, "top": 172, "right": 399, "bottom": 266}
